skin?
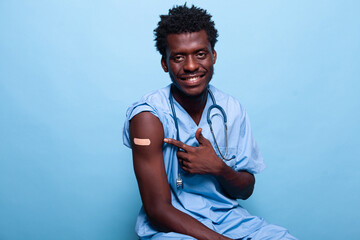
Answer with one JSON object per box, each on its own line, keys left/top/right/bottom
{"left": 161, "top": 30, "right": 216, "bottom": 124}
{"left": 130, "top": 30, "right": 255, "bottom": 240}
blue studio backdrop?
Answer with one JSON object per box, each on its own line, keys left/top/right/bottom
{"left": 1, "top": 0, "right": 359, "bottom": 239}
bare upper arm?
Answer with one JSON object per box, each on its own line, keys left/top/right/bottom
{"left": 129, "top": 111, "right": 171, "bottom": 215}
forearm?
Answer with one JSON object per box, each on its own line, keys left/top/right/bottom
{"left": 215, "top": 162, "right": 255, "bottom": 200}
{"left": 147, "top": 203, "right": 231, "bottom": 240}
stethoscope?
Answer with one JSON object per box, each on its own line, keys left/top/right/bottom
{"left": 169, "top": 86, "right": 236, "bottom": 188}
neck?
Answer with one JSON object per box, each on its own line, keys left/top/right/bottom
{"left": 171, "top": 85, "right": 208, "bottom": 125}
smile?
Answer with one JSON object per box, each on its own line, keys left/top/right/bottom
{"left": 185, "top": 76, "right": 201, "bottom": 81}
{"left": 180, "top": 74, "right": 205, "bottom": 82}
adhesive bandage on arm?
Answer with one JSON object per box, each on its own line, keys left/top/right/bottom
{"left": 133, "top": 138, "right": 151, "bottom": 146}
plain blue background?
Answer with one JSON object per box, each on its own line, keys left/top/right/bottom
{"left": 1, "top": 0, "right": 359, "bottom": 239}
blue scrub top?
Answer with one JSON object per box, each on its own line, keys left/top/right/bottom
{"left": 123, "top": 84, "right": 267, "bottom": 239}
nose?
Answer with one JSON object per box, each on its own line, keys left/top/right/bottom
{"left": 183, "top": 55, "right": 199, "bottom": 72}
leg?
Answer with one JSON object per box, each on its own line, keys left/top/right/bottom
{"left": 244, "top": 223, "right": 297, "bottom": 240}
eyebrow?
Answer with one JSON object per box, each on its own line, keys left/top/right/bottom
{"left": 194, "top": 48, "right": 209, "bottom": 53}
{"left": 170, "top": 48, "right": 209, "bottom": 55}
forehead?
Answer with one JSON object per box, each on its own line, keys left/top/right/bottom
{"left": 166, "top": 30, "right": 210, "bottom": 54}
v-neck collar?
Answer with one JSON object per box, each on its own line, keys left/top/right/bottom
{"left": 171, "top": 92, "right": 211, "bottom": 128}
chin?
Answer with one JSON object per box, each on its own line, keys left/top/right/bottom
{"left": 171, "top": 74, "right": 211, "bottom": 99}
{"left": 182, "top": 85, "right": 209, "bottom": 98}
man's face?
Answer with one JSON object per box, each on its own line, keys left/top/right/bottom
{"left": 161, "top": 30, "right": 217, "bottom": 98}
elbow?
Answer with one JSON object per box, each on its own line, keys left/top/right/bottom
{"left": 145, "top": 202, "right": 173, "bottom": 231}
{"left": 226, "top": 183, "right": 254, "bottom": 200}
{"left": 226, "top": 184, "right": 254, "bottom": 200}
{"left": 238, "top": 184, "right": 254, "bottom": 200}
{"left": 237, "top": 173, "right": 255, "bottom": 200}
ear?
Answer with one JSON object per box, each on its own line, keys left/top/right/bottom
{"left": 212, "top": 50, "right": 217, "bottom": 64}
{"left": 161, "top": 57, "right": 168, "bottom": 72}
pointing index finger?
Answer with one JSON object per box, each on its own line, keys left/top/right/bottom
{"left": 164, "top": 138, "right": 189, "bottom": 151}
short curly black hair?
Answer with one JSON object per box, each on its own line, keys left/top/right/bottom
{"left": 154, "top": 4, "right": 218, "bottom": 58}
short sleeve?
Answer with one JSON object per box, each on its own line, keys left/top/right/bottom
{"left": 233, "top": 106, "right": 266, "bottom": 174}
{"left": 122, "top": 101, "right": 159, "bottom": 148}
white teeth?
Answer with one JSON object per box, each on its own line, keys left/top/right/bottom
{"left": 186, "top": 76, "right": 200, "bottom": 81}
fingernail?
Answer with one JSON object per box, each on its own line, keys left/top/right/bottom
{"left": 164, "top": 138, "right": 169, "bottom": 143}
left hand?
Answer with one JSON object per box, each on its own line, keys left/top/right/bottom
{"left": 164, "top": 128, "right": 225, "bottom": 175}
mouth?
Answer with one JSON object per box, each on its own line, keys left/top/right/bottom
{"left": 180, "top": 73, "right": 205, "bottom": 83}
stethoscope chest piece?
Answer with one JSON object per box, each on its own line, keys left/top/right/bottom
{"left": 176, "top": 173, "right": 183, "bottom": 188}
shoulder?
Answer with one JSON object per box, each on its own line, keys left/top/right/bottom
{"left": 209, "top": 85, "right": 241, "bottom": 104}
{"left": 129, "top": 111, "right": 164, "bottom": 149}
{"left": 125, "top": 85, "right": 171, "bottom": 120}
{"left": 140, "top": 85, "right": 170, "bottom": 106}
{"left": 209, "top": 85, "right": 245, "bottom": 116}
{"left": 123, "top": 85, "right": 172, "bottom": 148}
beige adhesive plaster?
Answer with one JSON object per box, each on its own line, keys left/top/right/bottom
{"left": 134, "top": 138, "right": 151, "bottom": 146}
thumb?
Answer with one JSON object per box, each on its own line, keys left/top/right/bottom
{"left": 195, "top": 128, "right": 206, "bottom": 145}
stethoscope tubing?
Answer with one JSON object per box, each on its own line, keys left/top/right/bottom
{"left": 169, "top": 86, "right": 235, "bottom": 188}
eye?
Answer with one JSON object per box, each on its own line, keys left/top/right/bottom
{"left": 171, "top": 55, "right": 184, "bottom": 62}
{"left": 196, "top": 51, "right": 207, "bottom": 59}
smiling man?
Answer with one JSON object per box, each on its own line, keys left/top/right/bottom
{"left": 123, "top": 5, "right": 297, "bottom": 240}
